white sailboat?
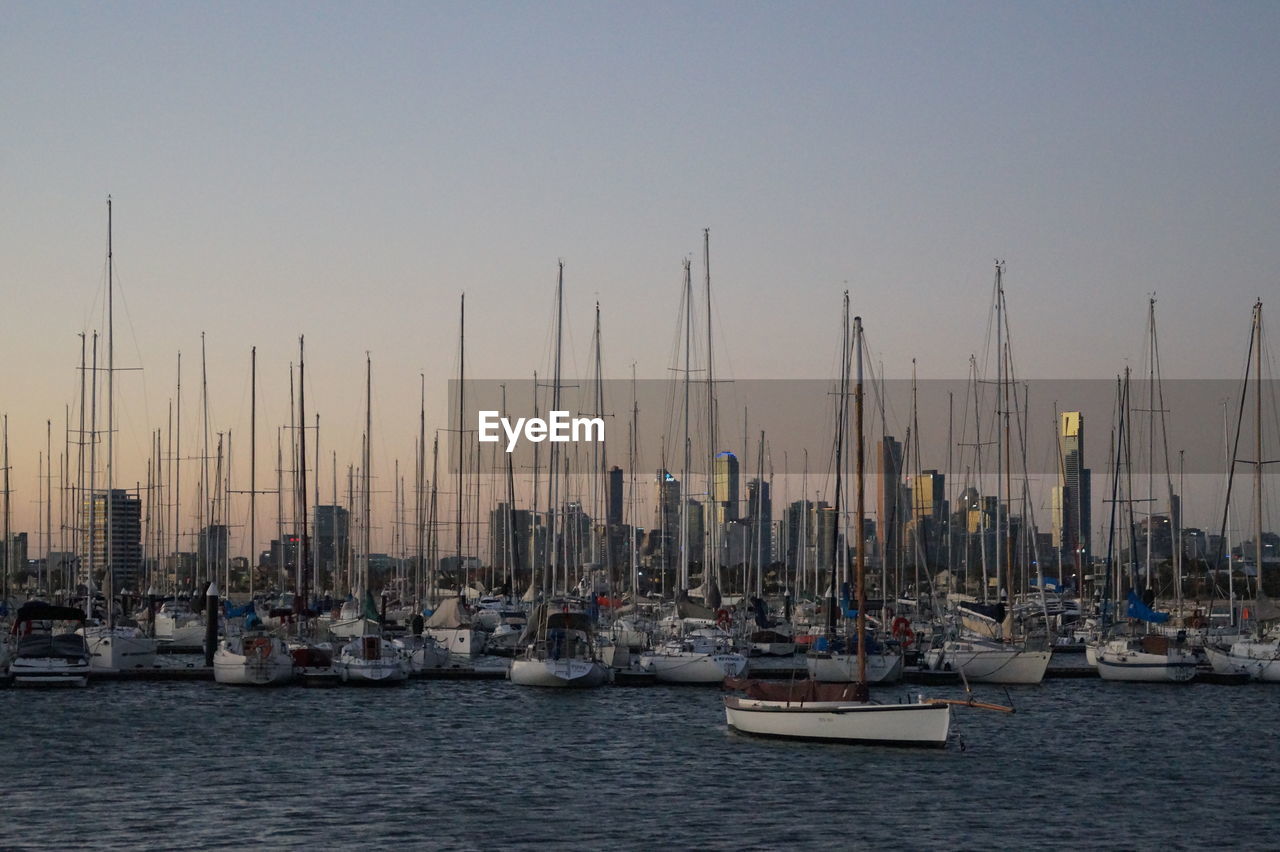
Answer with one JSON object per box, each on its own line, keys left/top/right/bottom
{"left": 923, "top": 637, "right": 1051, "bottom": 685}
{"left": 639, "top": 628, "right": 747, "bottom": 684}
{"left": 79, "top": 623, "right": 157, "bottom": 673}
{"left": 213, "top": 629, "right": 295, "bottom": 685}
{"left": 334, "top": 634, "right": 408, "bottom": 685}
{"left": 726, "top": 305, "right": 951, "bottom": 746}
{"left": 509, "top": 603, "right": 609, "bottom": 688}
{"left": 1095, "top": 634, "right": 1197, "bottom": 682}
{"left": 1205, "top": 302, "right": 1280, "bottom": 680}
{"left": 807, "top": 643, "right": 904, "bottom": 684}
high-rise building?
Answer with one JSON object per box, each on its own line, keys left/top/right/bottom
{"left": 489, "top": 503, "right": 532, "bottom": 576}
{"left": 878, "top": 436, "right": 905, "bottom": 568}
{"left": 197, "top": 524, "right": 230, "bottom": 579}
{"left": 908, "top": 470, "right": 946, "bottom": 566}
{"left": 607, "top": 466, "right": 624, "bottom": 527}
{"left": 713, "top": 451, "right": 739, "bottom": 526}
{"left": 746, "top": 478, "right": 773, "bottom": 569}
{"left": 81, "top": 489, "right": 142, "bottom": 591}
{"left": 1052, "top": 412, "right": 1092, "bottom": 565}
{"left": 652, "top": 470, "right": 681, "bottom": 571}
{"left": 314, "top": 505, "right": 350, "bottom": 579}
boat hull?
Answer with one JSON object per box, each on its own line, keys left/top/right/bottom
{"left": 82, "top": 630, "right": 158, "bottom": 673}
{"left": 1206, "top": 643, "right": 1280, "bottom": 682}
{"left": 10, "top": 657, "right": 90, "bottom": 687}
{"left": 213, "top": 654, "right": 295, "bottom": 685}
{"left": 1096, "top": 654, "right": 1197, "bottom": 682}
{"left": 807, "top": 651, "right": 904, "bottom": 684}
{"left": 426, "top": 627, "right": 487, "bottom": 658}
{"left": 335, "top": 659, "right": 408, "bottom": 684}
{"left": 639, "top": 651, "right": 748, "bottom": 683}
{"left": 509, "top": 657, "right": 608, "bottom": 688}
{"left": 724, "top": 696, "right": 950, "bottom": 747}
{"left": 930, "top": 642, "right": 1050, "bottom": 684}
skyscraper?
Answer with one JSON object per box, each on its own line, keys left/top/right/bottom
{"left": 1052, "top": 411, "right": 1092, "bottom": 567}
{"left": 878, "top": 436, "right": 904, "bottom": 569}
{"left": 652, "top": 469, "right": 681, "bottom": 571}
{"left": 81, "top": 489, "right": 142, "bottom": 591}
{"left": 607, "top": 465, "right": 624, "bottom": 527}
{"left": 746, "top": 477, "right": 772, "bottom": 569}
{"left": 314, "top": 505, "right": 350, "bottom": 581}
{"left": 713, "top": 451, "right": 739, "bottom": 526}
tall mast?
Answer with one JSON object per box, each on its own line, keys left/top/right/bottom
{"left": 200, "top": 332, "right": 211, "bottom": 589}
{"left": 298, "top": 337, "right": 309, "bottom": 608}
{"left": 854, "top": 313, "right": 867, "bottom": 692}
{"left": 249, "top": 346, "right": 256, "bottom": 598}
{"left": 993, "top": 261, "right": 1007, "bottom": 628}
{"left": 429, "top": 433, "right": 439, "bottom": 607}
{"left": 1146, "top": 297, "right": 1155, "bottom": 592}
{"left": 456, "top": 294, "right": 465, "bottom": 578}
{"left": 88, "top": 334, "right": 98, "bottom": 616}
{"left": 417, "top": 374, "right": 426, "bottom": 608}
{"left": 704, "top": 229, "right": 717, "bottom": 597}
{"left": 173, "top": 352, "right": 181, "bottom": 590}
{"left": 827, "top": 293, "right": 848, "bottom": 631}
{"left": 1254, "top": 300, "right": 1264, "bottom": 613}
{"left": 630, "top": 363, "right": 639, "bottom": 599}
{"left": 680, "top": 258, "right": 692, "bottom": 596}
{"left": 550, "top": 264, "right": 564, "bottom": 594}
{"left": 364, "top": 354, "right": 372, "bottom": 594}
{"left": 106, "top": 197, "right": 115, "bottom": 621}
{"left": 2, "top": 414, "right": 9, "bottom": 603}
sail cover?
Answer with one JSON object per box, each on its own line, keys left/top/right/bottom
{"left": 1126, "top": 590, "right": 1170, "bottom": 624}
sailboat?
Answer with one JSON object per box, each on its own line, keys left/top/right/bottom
{"left": 637, "top": 254, "right": 746, "bottom": 683}
{"left": 508, "top": 265, "right": 609, "bottom": 689}
{"left": 1206, "top": 301, "right": 1280, "bottom": 681}
{"left": 725, "top": 306, "right": 951, "bottom": 746}
{"left": 509, "top": 601, "right": 609, "bottom": 687}
{"left": 926, "top": 264, "right": 1050, "bottom": 685}
{"left": 1086, "top": 320, "right": 1198, "bottom": 683}
{"left": 80, "top": 199, "right": 158, "bottom": 673}
{"left": 213, "top": 627, "right": 295, "bottom": 685}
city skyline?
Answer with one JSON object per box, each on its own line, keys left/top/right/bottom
{"left": 3, "top": 3, "right": 1278, "bottom": 551}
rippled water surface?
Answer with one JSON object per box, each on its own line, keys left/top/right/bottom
{"left": 1, "top": 673, "right": 1276, "bottom": 850}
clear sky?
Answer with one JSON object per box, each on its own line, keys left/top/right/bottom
{"left": 2, "top": 2, "right": 1277, "bottom": 552}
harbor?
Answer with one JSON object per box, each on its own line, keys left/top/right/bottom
{"left": 5, "top": 3, "right": 1280, "bottom": 848}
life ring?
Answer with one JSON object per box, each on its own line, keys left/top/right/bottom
{"left": 891, "top": 616, "right": 915, "bottom": 647}
{"left": 715, "top": 608, "right": 732, "bottom": 630}
{"left": 561, "top": 604, "right": 570, "bottom": 614}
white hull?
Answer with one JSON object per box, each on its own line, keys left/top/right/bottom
{"left": 156, "top": 617, "right": 205, "bottom": 648}
{"left": 10, "top": 633, "right": 91, "bottom": 687}
{"left": 1095, "top": 639, "right": 1197, "bottom": 682}
{"left": 10, "top": 658, "right": 90, "bottom": 687}
{"left": 724, "top": 696, "right": 950, "bottom": 747}
{"left": 807, "top": 652, "right": 904, "bottom": 684}
{"left": 509, "top": 657, "right": 608, "bottom": 688}
{"left": 929, "top": 641, "right": 1050, "bottom": 684}
{"left": 1206, "top": 642, "right": 1280, "bottom": 682}
{"left": 639, "top": 651, "right": 748, "bottom": 683}
{"left": 393, "top": 636, "right": 450, "bottom": 673}
{"left": 81, "top": 629, "right": 157, "bottom": 672}
{"left": 213, "top": 637, "right": 295, "bottom": 686}
{"left": 335, "top": 636, "right": 408, "bottom": 684}
{"left": 336, "top": 658, "right": 408, "bottom": 684}
{"left": 426, "top": 627, "right": 487, "bottom": 658}
{"left": 213, "top": 654, "right": 295, "bottom": 685}
{"left": 328, "top": 617, "right": 382, "bottom": 639}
